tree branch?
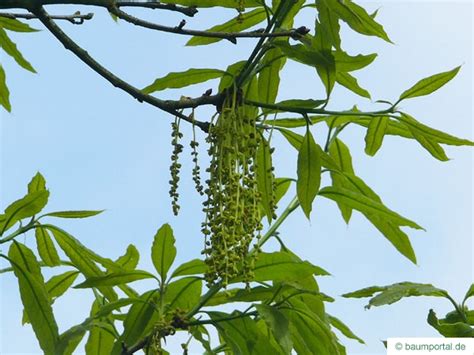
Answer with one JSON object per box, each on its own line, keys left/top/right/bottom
{"left": 0, "top": 1, "right": 198, "bottom": 17}
{"left": 0, "top": 11, "right": 93, "bottom": 24}
{"left": 109, "top": 6, "right": 308, "bottom": 44}
{"left": 30, "top": 5, "right": 220, "bottom": 132}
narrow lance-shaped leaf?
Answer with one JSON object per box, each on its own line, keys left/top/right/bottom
{"left": 0, "top": 17, "right": 39, "bottom": 32}
{"left": 186, "top": 8, "right": 267, "bottom": 46}
{"left": 42, "top": 210, "right": 104, "bottom": 219}
{"left": 151, "top": 223, "right": 176, "bottom": 281}
{"left": 398, "top": 66, "right": 461, "bottom": 102}
{"left": 463, "top": 284, "right": 474, "bottom": 304}
{"left": 256, "top": 135, "right": 275, "bottom": 223}
{"left": 5, "top": 243, "right": 59, "bottom": 355}
{"left": 364, "top": 116, "right": 389, "bottom": 156}
{"left": 328, "top": 138, "right": 353, "bottom": 223}
{"left": 318, "top": 186, "right": 423, "bottom": 230}
{"left": 46, "top": 271, "right": 80, "bottom": 300}
{"left": 142, "top": 68, "right": 225, "bottom": 94}
{"left": 171, "top": 259, "right": 206, "bottom": 278}
{"left": 328, "top": 314, "right": 365, "bottom": 344}
{"left": 297, "top": 128, "right": 321, "bottom": 219}
{"left": 74, "top": 270, "right": 156, "bottom": 288}
{"left": 1, "top": 190, "right": 49, "bottom": 234}
{"left": 35, "top": 228, "right": 60, "bottom": 267}
{"left": 336, "top": 71, "right": 371, "bottom": 99}
{"left": 0, "top": 28, "right": 36, "bottom": 72}
{"left": 85, "top": 300, "right": 115, "bottom": 355}
{"left": 321, "top": 0, "right": 391, "bottom": 43}
{"left": 258, "top": 47, "right": 284, "bottom": 112}
{"left": 0, "top": 64, "right": 11, "bottom": 112}
{"left": 48, "top": 226, "right": 118, "bottom": 301}
{"left": 256, "top": 304, "right": 293, "bottom": 354}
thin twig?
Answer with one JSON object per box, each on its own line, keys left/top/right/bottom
{"left": 0, "top": 0, "right": 197, "bottom": 17}
{"left": 110, "top": 6, "right": 308, "bottom": 44}
{"left": 0, "top": 11, "right": 93, "bottom": 24}
{"left": 30, "top": 5, "right": 220, "bottom": 132}
{"left": 116, "top": 1, "right": 197, "bottom": 17}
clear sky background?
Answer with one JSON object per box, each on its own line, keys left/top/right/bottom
{"left": 0, "top": 1, "right": 472, "bottom": 354}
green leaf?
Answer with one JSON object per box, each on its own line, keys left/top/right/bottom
{"left": 142, "top": 68, "right": 225, "bottom": 94}
{"left": 336, "top": 173, "right": 417, "bottom": 263}
{"left": 364, "top": 116, "right": 389, "bottom": 156}
{"left": 264, "top": 99, "right": 326, "bottom": 115}
{"left": 428, "top": 309, "right": 474, "bottom": 337}
{"left": 319, "top": 186, "right": 423, "bottom": 230}
{"left": 317, "top": 0, "right": 341, "bottom": 50}
{"left": 271, "top": 116, "right": 325, "bottom": 128}
{"left": 186, "top": 8, "right": 266, "bottom": 46}
{"left": 164, "top": 277, "right": 202, "bottom": 312}
{"left": 0, "top": 17, "right": 39, "bottom": 32}
{"left": 344, "top": 282, "right": 449, "bottom": 309}
{"left": 284, "top": 305, "right": 342, "bottom": 355}
{"left": 208, "top": 311, "right": 279, "bottom": 355}
{"left": 74, "top": 270, "right": 156, "bottom": 288}
{"left": 48, "top": 226, "right": 118, "bottom": 301}
{"left": 151, "top": 223, "right": 176, "bottom": 281}
{"left": 115, "top": 244, "right": 140, "bottom": 271}
{"left": 35, "top": 228, "right": 60, "bottom": 267}
{"left": 398, "top": 112, "right": 473, "bottom": 147}
{"left": 171, "top": 259, "right": 206, "bottom": 278}
{"left": 328, "top": 314, "right": 364, "bottom": 344}
{"left": 46, "top": 271, "right": 80, "bottom": 300}
{"left": 43, "top": 210, "right": 104, "bottom": 219}
{"left": 274, "top": 178, "right": 292, "bottom": 204}
{"left": 333, "top": 51, "right": 377, "bottom": 72}
{"left": 336, "top": 71, "right": 371, "bottom": 98}
{"left": 117, "top": 290, "right": 160, "bottom": 350}
{"left": 258, "top": 48, "right": 284, "bottom": 111}
{"left": 218, "top": 60, "right": 246, "bottom": 91}
{"left": 274, "top": 41, "right": 336, "bottom": 97}
{"left": 278, "top": 128, "right": 304, "bottom": 149}
{"left": 322, "top": 0, "right": 391, "bottom": 42}
{"left": 297, "top": 128, "right": 321, "bottom": 219}
{"left": 234, "top": 252, "right": 328, "bottom": 284}
{"left": 463, "top": 284, "right": 474, "bottom": 303}
{"left": 342, "top": 285, "right": 386, "bottom": 299}
{"left": 0, "top": 28, "right": 36, "bottom": 72}
{"left": 399, "top": 66, "right": 461, "bottom": 102}
{"left": 0, "top": 65, "right": 11, "bottom": 112}
{"left": 328, "top": 138, "right": 354, "bottom": 174}
{"left": 6, "top": 244, "right": 59, "bottom": 355}
{"left": 207, "top": 286, "right": 276, "bottom": 307}
{"left": 85, "top": 300, "right": 115, "bottom": 355}
{"left": 404, "top": 123, "right": 449, "bottom": 161}
{"left": 1, "top": 190, "right": 49, "bottom": 234}
{"left": 28, "top": 172, "right": 46, "bottom": 193}
{"left": 256, "top": 304, "right": 293, "bottom": 354}
{"left": 256, "top": 135, "right": 275, "bottom": 223}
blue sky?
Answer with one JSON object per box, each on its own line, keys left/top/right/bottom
{"left": 0, "top": 1, "right": 472, "bottom": 354}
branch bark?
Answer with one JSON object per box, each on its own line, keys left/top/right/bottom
{"left": 0, "top": 0, "right": 198, "bottom": 17}
{"left": 110, "top": 6, "right": 308, "bottom": 44}
{"left": 0, "top": 11, "right": 93, "bottom": 24}
{"left": 30, "top": 5, "right": 221, "bottom": 131}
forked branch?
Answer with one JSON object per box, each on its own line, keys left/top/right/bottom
{"left": 30, "top": 5, "right": 221, "bottom": 132}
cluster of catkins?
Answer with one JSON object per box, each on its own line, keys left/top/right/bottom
{"left": 168, "top": 96, "right": 276, "bottom": 287}
{"left": 201, "top": 99, "right": 266, "bottom": 287}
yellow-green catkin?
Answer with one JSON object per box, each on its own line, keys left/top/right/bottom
{"left": 169, "top": 116, "right": 183, "bottom": 216}
{"left": 201, "top": 93, "right": 264, "bottom": 287}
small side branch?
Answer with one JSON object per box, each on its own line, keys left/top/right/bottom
{"left": 116, "top": 1, "right": 198, "bottom": 17}
{"left": 110, "top": 6, "right": 308, "bottom": 44}
{"left": 30, "top": 5, "right": 221, "bottom": 132}
{"left": 0, "top": 11, "right": 93, "bottom": 24}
